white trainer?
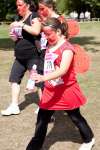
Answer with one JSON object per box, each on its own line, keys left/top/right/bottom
{"left": 1, "top": 104, "right": 20, "bottom": 116}
{"left": 79, "top": 138, "right": 95, "bottom": 150}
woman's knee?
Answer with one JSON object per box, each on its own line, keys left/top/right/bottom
{"left": 37, "top": 109, "right": 54, "bottom": 124}
{"left": 67, "top": 108, "right": 83, "bottom": 124}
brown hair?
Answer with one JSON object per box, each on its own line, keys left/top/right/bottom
{"left": 44, "top": 17, "right": 68, "bottom": 38}
{"left": 39, "top": 0, "right": 57, "bottom": 12}
{"left": 24, "top": 0, "right": 39, "bottom": 11}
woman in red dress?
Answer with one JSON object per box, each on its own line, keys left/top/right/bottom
{"left": 26, "top": 18, "right": 95, "bottom": 150}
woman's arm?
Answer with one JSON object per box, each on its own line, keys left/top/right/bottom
{"left": 32, "top": 50, "right": 74, "bottom": 83}
{"left": 11, "top": 17, "right": 41, "bottom": 36}
{"left": 22, "top": 18, "right": 41, "bottom": 35}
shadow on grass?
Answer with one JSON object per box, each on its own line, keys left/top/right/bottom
{"left": 19, "top": 92, "right": 39, "bottom": 111}
{"left": 70, "top": 36, "right": 100, "bottom": 53}
{"left": 0, "top": 38, "right": 14, "bottom": 50}
{"left": 0, "top": 36, "right": 100, "bottom": 52}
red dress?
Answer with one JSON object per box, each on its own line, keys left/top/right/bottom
{"left": 39, "top": 41, "right": 86, "bottom": 110}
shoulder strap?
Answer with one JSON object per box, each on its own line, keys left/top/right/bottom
{"left": 29, "top": 12, "right": 38, "bottom": 25}
{"left": 59, "top": 41, "right": 75, "bottom": 53}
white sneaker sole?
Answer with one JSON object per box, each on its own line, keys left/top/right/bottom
{"left": 79, "top": 138, "right": 95, "bottom": 150}
{"left": 1, "top": 110, "right": 20, "bottom": 116}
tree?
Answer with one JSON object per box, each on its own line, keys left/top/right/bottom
{"left": 0, "top": 0, "right": 7, "bottom": 20}
{"left": 55, "top": 0, "right": 100, "bottom": 18}
{"left": 0, "top": 0, "right": 100, "bottom": 20}
{"left": 56, "top": 0, "right": 69, "bottom": 14}
{"left": 82, "top": 0, "right": 100, "bottom": 17}
{"left": 0, "top": 0, "right": 16, "bottom": 20}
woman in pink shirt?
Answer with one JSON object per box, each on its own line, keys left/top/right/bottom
{"left": 26, "top": 17, "right": 95, "bottom": 150}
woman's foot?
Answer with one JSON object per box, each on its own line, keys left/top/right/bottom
{"left": 1, "top": 103, "right": 20, "bottom": 116}
{"left": 79, "top": 138, "right": 95, "bottom": 150}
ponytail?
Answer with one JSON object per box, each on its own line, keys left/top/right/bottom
{"left": 58, "top": 16, "right": 68, "bottom": 38}
{"left": 60, "top": 21, "right": 68, "bottom": 38}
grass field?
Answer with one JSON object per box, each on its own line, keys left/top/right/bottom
{"left": 0, "top": 22, "right": 100, "bottom": 150}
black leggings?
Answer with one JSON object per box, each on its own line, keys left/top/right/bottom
{"left": 26, "top": 108, "right": 94, "bottom": 150}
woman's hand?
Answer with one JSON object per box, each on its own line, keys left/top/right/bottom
{"left": 9, "top": 21, "right": 23, "bottom": 41}
{"left": 10, "top": 21, "right": 24, "bottom": 28}
{"left": 10, "top": 21, "right": 18, "bottom": 28}
{"left": 31, "top": 73, "right": 44, "bottom": 83}
{"left": 9, "top": 22, "right": 18, "bottom": 41}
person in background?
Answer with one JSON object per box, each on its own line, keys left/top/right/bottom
{"left": 39, "top": 0, "right": 59, "bottom": 22}
{"left": 34, "top": 0, "right": 59, "bottom": 115}
{"left": 33, "top": 0, "right": 61, "bottom": 116}
{"left": 69, "top": 11, "right": 78, "bottom": 20}
{"left": 73, "top": 11, "right": 78, "bottom": 20}
{"left": 26, "top": 17, "right": 95, "bottom": 150}
{"left": 79, "top": 12, "right": 85, "bottom": 22}
{"left": 1, "top": 0, "right": 41, "bottom": 116}
{"left": 69, "top": 11, "right": 74, "bottom": 19}
{"left": 85, "top": 10, "right": 91, "bottom": 21}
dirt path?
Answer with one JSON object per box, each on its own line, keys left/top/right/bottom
{"left": 0, "top": 22, "right": 100, "bottom": 150}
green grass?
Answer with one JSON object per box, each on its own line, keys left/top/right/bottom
{"left": 79, "top": 21, "right": 100, "bottom": 30}
{"left": 0, "top": 22, "right": 100, "bottom": 51}
{"left": 71, "top": 22, "right": 100, "bottom": 52}
{"left": 0, "top": 25, "right": 9, "bottom": 38}
{"left": 0, "top": 24, "right": 14, "bottom": 50}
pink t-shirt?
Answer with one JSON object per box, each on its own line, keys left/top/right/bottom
{"left": 39, "top": 41, "right": 86, "bottom": 110}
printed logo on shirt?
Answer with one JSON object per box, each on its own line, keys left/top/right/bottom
{"left": 44, "top": 52, "right": 64, "bottom": 86}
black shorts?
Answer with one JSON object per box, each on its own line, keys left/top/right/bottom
{"left": 9, "top": 58, "right": 44, "bottom": 89}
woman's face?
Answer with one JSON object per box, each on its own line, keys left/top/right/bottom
{"left": 38, "top": 3, "right": 51, "bottom": 22}
{"left": 43, "top": 26, "right": 58, "bottom": 46}
{"left": 16, "top": 0, "right": 28, "bottom": 17}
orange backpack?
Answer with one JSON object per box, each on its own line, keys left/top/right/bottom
{"left": 73, "top": 44, "right": 91, "bottom": 73}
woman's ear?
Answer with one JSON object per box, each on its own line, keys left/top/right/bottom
{"left": 57, "top": 29, "right": 61, "bottom": 35}
{"left": 27, "top": 4, "right": 30, "bottom": 9}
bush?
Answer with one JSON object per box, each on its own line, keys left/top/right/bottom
{"left": 6, "top": 13, "right": 15, "bottom": 21}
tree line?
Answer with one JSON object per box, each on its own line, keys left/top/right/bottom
{"left": 0, "top": 0, "right": 100, "bottom": 21}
